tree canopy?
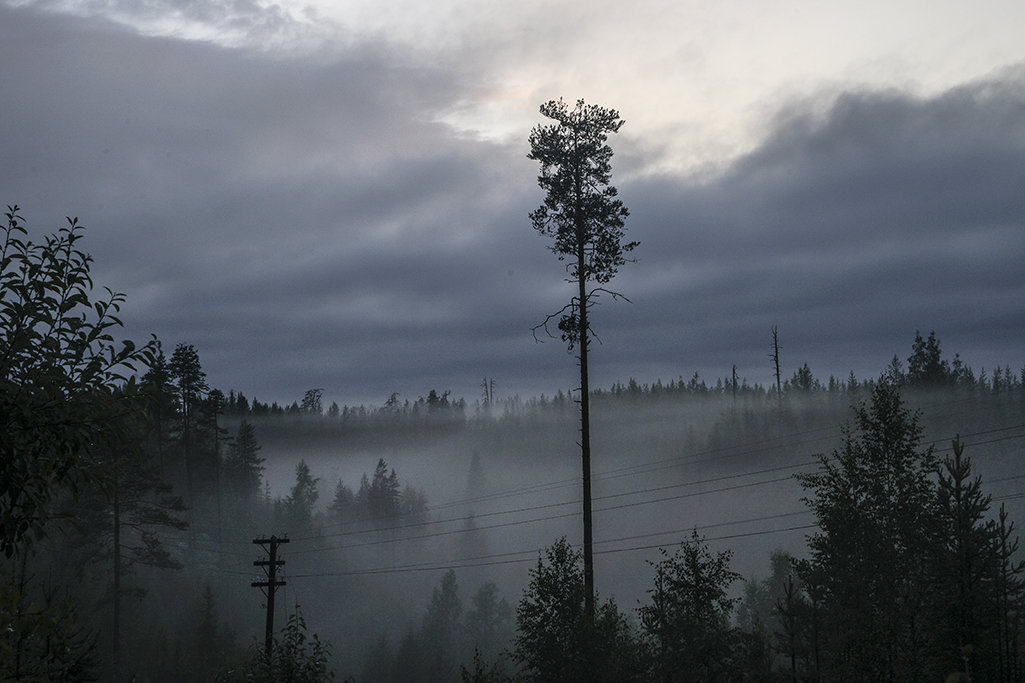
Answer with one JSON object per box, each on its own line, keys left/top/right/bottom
{"left": 1, "top": 206, "right": 157, "bottom": 556}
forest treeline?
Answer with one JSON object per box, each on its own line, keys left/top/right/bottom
{"left": 3, "top": 205, "right": 1024, "bottom": 681}
{"left": 224, "top": 330, "right": 1025, "bottom": 427}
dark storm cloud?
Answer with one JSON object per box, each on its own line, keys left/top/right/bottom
{"left": 3, "top": 3, "right": 1024, "bottom": 405}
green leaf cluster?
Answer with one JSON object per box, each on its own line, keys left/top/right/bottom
{"left": 1, "top": 204, "right": 157, "bottom": 556}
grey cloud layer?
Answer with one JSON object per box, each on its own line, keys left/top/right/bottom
{"left": 3, "top": 5, "right": 1023, "bottom": 405}
{"left": 10, "top": 0, "right": 335, "bottom": 50}
{"left": 614, "top": 74, "right": 1025, "bottom": 385}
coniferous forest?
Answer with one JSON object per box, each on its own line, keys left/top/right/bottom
{"left": 2, "top": 205, "right": 1024, "bottom": 681}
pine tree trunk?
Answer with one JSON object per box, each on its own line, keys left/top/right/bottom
{"left": 574, "top": 141, "right": 594, "bottom": 621}
{"left": 579, "top": 243, "right": 593, "bottom": 620}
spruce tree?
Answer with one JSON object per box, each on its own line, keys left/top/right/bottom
{"left": 224, "top": 419, "right": 264, "bottom": 500}
{"left": 169, "top": 343, "right": 207, "bottom": 501}
{"left": 927, "top": 436, "right": 1000, "bottom": 679}
{"left": 367, "top": 459, "right": 401, "bottom": 521}
{"left": 328, "top": 479, "right": 355, "bottom": 524}
{"left": 513, "top": 538, "right": 640, "bottom": 682}
{"left": 421, "top": 570, "right": 463, "bottom": 681}
{"left": 281, "top": 460, "right": 319, "bottom": 530}
{"left": 638, "top": 530, "right": 741, "bottom": 682}
{"left": 796, "top": 381, "right": 939, "bottom": 679}
{"left": 907, "top": 330, "right": 951, "bottom": 388}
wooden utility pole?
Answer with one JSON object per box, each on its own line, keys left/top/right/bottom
{"left": 252, "top": 536, "right": 289, "bottom": 662}
{"left": 770, "top": 326, "right": 783, "bottom": 408}
{"left": 481, "top": 377, "right": 496, "bottom": 408}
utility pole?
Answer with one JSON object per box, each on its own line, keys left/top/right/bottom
{"left": 252, "top": 535, "right": 289, "bottom": 663}
{"left": 770, "top": 326, "right": 783, "bottom": 409}
{"left": 481, "top": 377, "right": 496, "bottom": 408}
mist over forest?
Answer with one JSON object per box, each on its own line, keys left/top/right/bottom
{"left": 4, "top": 0, "right": 1025, "bottom": 680}
{"left": 3, "top": 212, "right": 1023, "bottom": 681}
{"left": 4, "top": 96, "right": 1025, "bottom": 683}
{"left": 221, "top": 336, "right": 1025, "bottom": 681}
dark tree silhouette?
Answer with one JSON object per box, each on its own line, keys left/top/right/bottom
{"left": 356, "top": 458, "right": 401, "bottom": 522}
{"left": 770, "top": 325, "right": 782, "bottom": 406}
{"left": 244, "top": 605, "right": 335, "bottom": 682}
{"left": 1, "top": 205, "right": 157, "bottom": 678}
{"left": 224, "top": 419, "right": 264, "bottom": 499}
{"left": 169, "top": 342, "right": 207, "bottom": 501}
{"left": 993, "top": 504, "right": 1024, "bottom": 682}
{"left": 638, "top": 530, "right": 741, "bottom": 682}
{"left": 421, "top": 569, "right": 462, "bottom": 681}
{"left": 301, "top": 388, "right": 323, "bottom": 415}
{"left": 280, "top": 460, "right": 319, "bottom": 530}
{"left": 465, "top": 582, "right": 512, "bottom": 662}
{"left": 513, "top": 538, "right": 640, "bottom": 682}
{"left": 141, "top": 347, "right": 177, "bottom": 477}
{"left": 907, "top": 330, "right": 951, "bottom": 388}
{"left": 106, "top": 435, "right": 188, "bottom": 676}
{"left": 796, "top": 381, "right": 939, "bottom": 680}
{"left": 328, "top": 479, "right": 356, "bottom": 525}
{"left": 928, "top": 436, "right": 1001, "bottom": 679}
{"left": 0, "top": 206, "right": 157, "bottom": 557}
{"left": 528, "top": 99, "right": 636, "bottom": 616}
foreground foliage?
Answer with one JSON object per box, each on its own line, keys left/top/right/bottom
{"left": 513, "top": 538, "right": 642, "bottom": 682}
{"left": 639, "top": 531, "right": 742, "bottom": 681}
{"left": 794, "top": 382, "right": 1025, "bottom": 681}
{"left": 0, "top": 205, "right": 156, "bottom": 556}
{"left": 1, "top": 206, "right": 157, "bottom": 679}
{"left": 235, "top": 606, "right": 335, "bottom": 683}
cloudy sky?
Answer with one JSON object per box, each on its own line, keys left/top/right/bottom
{"left": 3, "top": 0, "right": 1024, "bottom": 408}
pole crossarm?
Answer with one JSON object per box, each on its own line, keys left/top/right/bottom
{"left": 251, "top": 534, "right": 289, "bottom": 663}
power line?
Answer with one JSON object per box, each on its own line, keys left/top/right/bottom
{"left": 285, "top": 424, "right": 1024, "bottom": 557}
{"left": 285, "top": 473, "right": 1025, "bottom": 579}
{"left": 287, "top": 517, "right": 820, "bottom": 579}
{"left": 304, "top": 420, "right": 842, "bottom": 535}
{"left": 285, "top": 465, "right": 815, "bottom": 557}
{"left": 180, "top": 425, "right": 1025, "bottom": 563}
{"left": 304, "top": 417, "right": 1025, "bottom": 539}
{"left": 293, "top": 457, "right": 815, "bottom": 547}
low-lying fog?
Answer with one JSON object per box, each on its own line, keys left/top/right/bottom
{"left": 236, "top": 388, "right": 1023, "bottom": 675}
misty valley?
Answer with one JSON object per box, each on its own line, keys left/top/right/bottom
{"left": 4, "top": 289, "right": 1024, "bottom": 681}
{"left": 4, "top": 0, "right": 1025, "bottom": 677}
{"left": 3, "top": 98, "right": 1024, "bottom": 682}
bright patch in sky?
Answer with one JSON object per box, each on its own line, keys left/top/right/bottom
{"left": 305, "top": 0, "right": 1025, "bottom": 171}
{"left": 11, "top": 0, "right": 1025, "bottom": 173}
